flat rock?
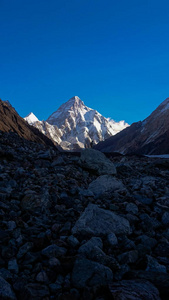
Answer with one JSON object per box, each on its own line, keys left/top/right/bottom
{"left": 72, "top": 257, "right": 113, "bottom": 288}
{"left": 80, "top": 149, "right": 116, "bottom": 175}
{"left": 109, "top": 279, "right": 160, "bottom": 300}
{"left": 72, "top": 203, "right": 130, "bottom": 237}
{"left": 88, "top": 175, "right": 125, "bottom": 197}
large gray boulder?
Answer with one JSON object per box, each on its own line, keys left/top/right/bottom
{"left": 88, "top": 175, "right": 125, "bottom": 197}
{"left": 109, "top": 280, "right": 160, "bottom": 300}
{"left": 80, "top": 149, "right": 116, "bottom": 175}
{"left": 72, "top": 257, "right": 113, "bottom": 288}
{"left": 72, "top": 204, "right": 130, "bottom": 237}
{"left": 0, "top": 276, "right": 16, "bottom": 300}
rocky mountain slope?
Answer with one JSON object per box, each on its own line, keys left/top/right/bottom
{"left": 25, "top": 96, "right": 129, "bottom": 151}
{"left": 0, "top": 130, "right": 169, "bottom": 299}
{"left": 0, "top": 100, "right": 55, "bottom": 148}
{"left": 95, "top": 97, "right": 169, "bottom": 155}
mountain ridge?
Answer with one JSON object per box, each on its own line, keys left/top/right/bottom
{"left": 0, "top": 99, "right": 55, "bottom": 148}
{"left": 95, "top": 97, "right": 169, "bottom": 155}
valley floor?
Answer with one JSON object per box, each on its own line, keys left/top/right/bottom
{"left": 0, "top": 131, "right": 169, "bottom": 299}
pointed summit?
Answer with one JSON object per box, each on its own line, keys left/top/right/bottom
{"left": 24, "top": 112, "right": 39, "bottom": 124}
{"left": 66, "top": 96, "right": 84, "bottom": 107}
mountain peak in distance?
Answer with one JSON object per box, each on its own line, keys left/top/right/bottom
{"left": 25, "top": 96, "right": 129, "bottom": 151}
{"left": 25, "top": 112, "right": 39, "bottom": 125}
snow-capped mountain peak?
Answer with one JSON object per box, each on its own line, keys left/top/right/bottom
{"left": 25, "top": 96, "right": 129, "bottom": 151}
{"left": 24, "top": 112, "right": 39, "bottom": 125}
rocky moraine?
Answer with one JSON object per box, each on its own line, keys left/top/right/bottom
{"left": 0, "top": 131, "right": 169, "bottom": 299}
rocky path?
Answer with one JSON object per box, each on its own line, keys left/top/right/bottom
{"left": 0, "top": 131, "right": 169, "bottom": 299}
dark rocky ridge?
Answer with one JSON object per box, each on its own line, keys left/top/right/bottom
{"left": 0, "top": 100, "right": 56, "bottom": 148}
{"left": 0, "top": 131, "right": 169, "bottom": 299}
{"left": 95, "top": 97, "right": 169, "bottom": 155}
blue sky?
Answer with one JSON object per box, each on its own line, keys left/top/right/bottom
{"left": 0, "top": 0, "right": 169, "bottom": 124}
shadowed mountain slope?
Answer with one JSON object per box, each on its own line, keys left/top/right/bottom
{"left": 95, "top": 98, "right": 169, "bottom": 155}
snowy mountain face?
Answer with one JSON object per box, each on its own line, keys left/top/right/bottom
{"left": 24, "top": 96, "right": 129, "bottom": 151}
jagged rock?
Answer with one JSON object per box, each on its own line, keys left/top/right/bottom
{"left": 0, "top": 276, "right": 16, "bottom": 300}
{"left": 109, "top": 279, "right": 160, "bottom": 300}
{"left": 72, "top": 204, "right": 130, "bottom": 237}
{"left": 80, "top": 148, "right": 116, "bottom": 175}
{"left": 72, "top": 257, "right": 113, "bottom": 288}
{"left": 146, "top": 255, "right": 167, "bottom": 273}
{"left": 88, "top": 175, "right": 125, "bottom": 198}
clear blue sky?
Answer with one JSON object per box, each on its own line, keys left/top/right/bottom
{"left": 0, "top": 0, "right": 169, "bottom": 124}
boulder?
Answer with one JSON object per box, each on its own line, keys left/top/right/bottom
{"left": 80, "top": 148, "right": 116, "bottom": 175}
{"left": 88, "top": 175, "right": 125, "bottom": 198}
{"left": 72, "top": 204, "right": 130, "bottom": 237}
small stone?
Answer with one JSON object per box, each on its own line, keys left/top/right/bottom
{"left": 126, "top": 203, "right": 138, "bottom": 215}
{"left": 48, "top": 257, "right": 60, "bottom": 268}
{"left": 8, "top": 258, "right": 19, "bottom": 274}
{"left": 36, "top": 270, "right": 48, "bottom": 283}
{"left": 118, "top": 250, "right": 138, "bottom": 264}
{"left": 107, "top": 233, "right": 118, "bottom": 247}
{"left": 17, "top": 242, "right": 33, "bottom": 259}
{"left": 8, "top": 221, "right": 16, "bottom": 231}
{"left": 41, "top": 244, "right": 67, "bottom": 258}
{"left": 49, "top": 283, "right": 61, "bottom": 293}
{"left": 67, "top": 235, "right": 80, "bottom": 248}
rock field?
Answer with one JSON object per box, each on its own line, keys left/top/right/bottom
{"left": 0, "top": 131, "right": 169, "bottom": 299}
